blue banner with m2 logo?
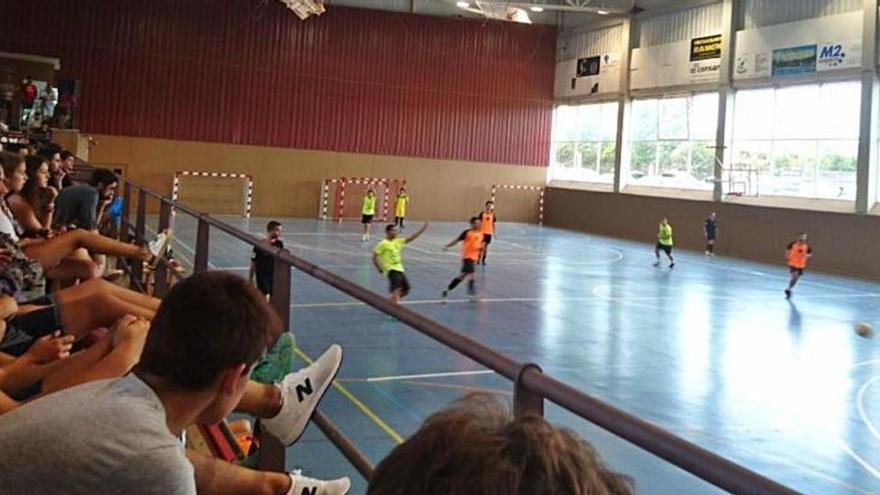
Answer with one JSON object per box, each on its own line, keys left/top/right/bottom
{"left": 771, "top": 44, "right": 817, "bottom": 76}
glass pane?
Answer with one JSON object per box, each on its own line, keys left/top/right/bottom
{"left": 775, "top": 85, "right": 820, "bottom": 140}
{"left": 819, "top": 82, "right": 860, "bottom": 140}
{"left": 577, "top": 105, "right": 602, "bottom": 141}
{"left": 769, "top": 140, "right": 818, "bottom": 197}
{"left": 598, "top": 102, "right": 620, "bottom": 141}
{"left": 630, "top": 142, "right": 656, "bottom": 179}
{"left": 690, "top": 93, "right": 719, "bottom": 141}
{"left": 599, "top": 142, "right": 616, "bottom": 176}
{"left": 658, "top": 98, "right": 689, "bottom": 140}
{"left": 817, "top": 140, "right": 857, "bottom": 200}
{"left": 554, "top": 106, "right": 579, "bottom": 141}
{"left": 554, "top": 142, "right": 575, "bottom": 169}
{"left": 733, "top": 89, "right": 774, "bottom": 140}
{"left": 691, "top": 140, "right": 717, "bottom": 183}
{"left": 631, "top": 99, "right": 658, "bottom": 141}
{"left": 576, "top": 142, "right": 600, "bottom": 172}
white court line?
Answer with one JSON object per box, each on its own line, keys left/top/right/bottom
{"left": 857, "top": 375, "right": 880, "bottom": 446}
{"left": 365, "top": 370, "right": 494, "bottom": 383}
{"left": 837, "top": 437, "right": 880, "bottom": 481}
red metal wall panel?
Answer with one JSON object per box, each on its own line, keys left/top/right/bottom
{"left": 0, "top": 1, "right": 555, "bottom": 166}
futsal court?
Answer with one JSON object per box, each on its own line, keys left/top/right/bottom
{"left": 152, "top": 213, "right": 880, "bottom": 495}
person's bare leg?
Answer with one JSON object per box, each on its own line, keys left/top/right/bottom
{"left": 24, "top": 230, "right": 150, "bottom": 270}
{"left": 235, "top": 380, "right": 282, "bottom": 419}
{"left": 56, "top": 293, "right": 155, "bottom": 338}
{"left": 188, "top": 451, "right": 291, "bottom": 495}
{"left": 44, "top": 258, "right": 101, "bottom": 283}
{"left": 38, "top": 337, "right": 113, "bottom": 393}
{"left": 55, "top": 278, "right": 161, "bottom": 313}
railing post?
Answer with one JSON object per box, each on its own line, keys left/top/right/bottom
{"left": 194, "top": 217, "right": 210, "bottom": 273}
{"left": 270, "top": 257, "right": 292, "bottom": 332}
{"left": 122, "top": 182, "right": 131, "bottom": 236}
{"left": 513, "top": 363, "right": 544, "bottom": 418}
{"left": 153, "top": 200, "right": 173, "bottom": 297}
{"left": 135, "top": 189, "right": 147, "bottom": 244}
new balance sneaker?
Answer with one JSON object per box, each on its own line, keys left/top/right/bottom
{"left": 262, "top": 344, "right": 343, "bottom": 446}
{"left": 287, "top": 471, "right": 351, "bottom": 495}
{"left": 147, "top": 229, "right": 173, "bottom": 268}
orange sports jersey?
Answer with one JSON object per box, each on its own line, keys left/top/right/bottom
{"left": 457, "top": 229, "right": 484, "bottom": 261}
{"left": 787, "top": 241, "right": 812, "bottom": 269}
{"left": 479, "top": 211, "right": 495, "bottom": 235}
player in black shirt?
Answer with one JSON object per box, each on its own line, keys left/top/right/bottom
{"left": 250, "top": 221, "right": 284, "bottom": 298}
{"left": 704, "top": 212, "right": 718, "bottom": 256}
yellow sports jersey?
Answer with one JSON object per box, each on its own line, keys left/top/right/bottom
{"left": 395, "top": 194, "right": 409, "bottom": 217}
{"left": 374, "top": 238, "right": 406, "bottom": 273}
{"left": 657, "top": 224, "right": 673, "bottom": 246}
{"left": 362, "top": 194, "right": 376, "bottom": 215}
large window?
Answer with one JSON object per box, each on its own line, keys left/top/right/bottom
{"left": 550, "top": 102, "right": 619, "bottom": 184}
{"left": 732, "top": 82, "right": 860, "bottom": 200}
{"left": 628, "top": 93, "right": 719, "bottom": 190}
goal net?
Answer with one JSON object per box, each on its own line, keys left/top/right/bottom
{"left": 321, "top": 177, "right": 406, "bottom": 223}
{"left": 490, "top": 184, "right": 545, "bottom": 225}
{"left": 172, "top": 171, "right": 253, "bottom": 217}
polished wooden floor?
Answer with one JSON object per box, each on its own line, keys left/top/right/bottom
{"left": 158, "top": 215, "right": 880, "bottom": 495}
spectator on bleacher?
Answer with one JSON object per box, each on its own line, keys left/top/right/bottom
{"left": 8, "top": 155, "right": 58, "bottom": 238}
{"left": 56, "top": 148, "right": 75, "bottom": 188}
{"left": 0, "top": 271, "right": 351, "bottom": 495}
{"left": 0, "top": 152, "right": 165, "bottom": 286}
{"left": 19, "top": 77, "right": 37, "bottom": 126}
{"left": 40, "top": 83, "right": 58, "bottom": 119}
{"left": 30, "top": 121, "right": 52, "bottom": 147}
{"left": 368, "top": 394, "right": 634, "bottom": 495}
{"left": 0, "top": 75, "right": 14, "bottom": 124}
{"left": 53, "top": 167, "right": 117, "bottom": 231}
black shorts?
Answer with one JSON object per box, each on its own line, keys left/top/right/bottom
{"left": 656, "top": 243, "right": 672, "bottom": 255}
{"left": 362, "top": 214, "right": 374, "bottom": 224}
{"left": 483, "top": 234, "right": 492, "bottom": 245}
{"left": 0, "top": 304, "right": 64, "bottom": 357}
{"left": 789, "top": 266, "right": 805, "bottom": 276}
{"left": 461, "top": 260, "right": 476, "bottom": 274}
{"left": 387, "top": 270, "right": 410, "bottom": 295}
{"left": 255, "top": 273, "right": 273, "bottom": 296}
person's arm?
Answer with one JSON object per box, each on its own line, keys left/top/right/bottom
{"left": 785, "top": 242, "right": 794, "bottom": 260}
{"left": 405, "top": 222, "right": 428, "bottom": 243}
{"left": 372, "top": 253, "right": 384, "bottom": 274}
{"left": 7, "top": 195, "right": 46, "bottom": 235}
{"left": 443, "top": 231, "right": 466, "bottom": 251}
{"left": 0, "top": 332, "right": 74, "bottom": 394}
{"left": 62, "top": 315, "right": 149, "bottom": 387}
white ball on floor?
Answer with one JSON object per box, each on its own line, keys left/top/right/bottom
{"left": 855, "top": 322, "right": 874, "bottom": 338}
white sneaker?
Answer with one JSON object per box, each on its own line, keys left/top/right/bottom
{"left": 262, "top": 345, "right": 343, "bottom": 446}
{"left": 147, "top": 229, "right": 173, "bottom": 267}
{"left": 287, "top": 471, "right": 351, "bottom": 495}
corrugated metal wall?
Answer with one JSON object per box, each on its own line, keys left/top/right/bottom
{"left": 635, "top": 2, "right": 723, "bottom": 47}
{"left": 0, "top": 0, "right": 555, "bottom": 166}
{"left": 737, "top": 0, "right": 862, "bottom": 29}
{"left": 558, "top": 24, "right": 626, "bottom": 61}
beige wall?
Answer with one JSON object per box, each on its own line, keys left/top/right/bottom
{"left": 89, "top": 134, "right": 547, "bottom": 222}
{"left": 545, "top": 187, "right": 880, "bottom": 280}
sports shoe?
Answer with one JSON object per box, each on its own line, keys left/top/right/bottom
{"left": 147, "top": 229, "right": 173, "bottom": 268}
{"left": 287, "top": 471, "right": 351, "bottom": 495}
{"left": 262, "top": 344, "right": 343, "bottom": 446}
{"left": 784, "top": 289, "right": 792, "bottom": 299}
{"left": 669, "top": 262, "right": 675, "bottom": 269}
{"left": 652, "top": 261, "right": 660, "bottom": 267}
{"left": 705, "top": 250, "right": 710, "bottom": 256}
{"left": 441, "top": 289, "right": 449, "bottom": 303}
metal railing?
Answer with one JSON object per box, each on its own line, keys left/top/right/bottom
{"left": 121, "top": 179, "right": 800, "bottom": 495}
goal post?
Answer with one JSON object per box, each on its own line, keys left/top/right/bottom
{"left": 321, "top": 177, "right": 406, "bottom": 223}
{"left": 490, "top": 184, "right": 545, "bottom": 225}
{"left": 172, "top": 171, "right": 254, "bottom": 218}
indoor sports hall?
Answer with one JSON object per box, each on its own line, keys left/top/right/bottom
{"left": 1, "top": 1, "right": 880, "bottom": 495}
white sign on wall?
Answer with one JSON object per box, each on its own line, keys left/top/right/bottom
{"left": 734, "top": 11, "right": 862, "bottom": 80}
{"left": 630, "top": 36, "right": 721, "bottom": 90}
{"left": 554, "top": 53, "right": 622, "bottom": 99}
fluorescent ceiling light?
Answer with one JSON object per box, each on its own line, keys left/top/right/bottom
{"left": 597, "top": 10, "right": 609, "bottom": 15}
{"left": 530, "top": 6, "right": 544, "bottom": 12}
{"left": 456, "top": 1, "right": 470, "bottom": 8}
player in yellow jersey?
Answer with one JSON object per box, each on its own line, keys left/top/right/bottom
{"left": 653, "top": 217, "right": 675, "bottom": 269}
{"left": 394, "top": 187, "right": 410, "bottom": 229}
{"left": 442, "top": 216, "right": 486, "bottom": 302}
{"left": 373, "top": 222, "right": 428, "bottom": 303}
{"left": 361, "top": 188, "right": 377, "bottom": 242}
